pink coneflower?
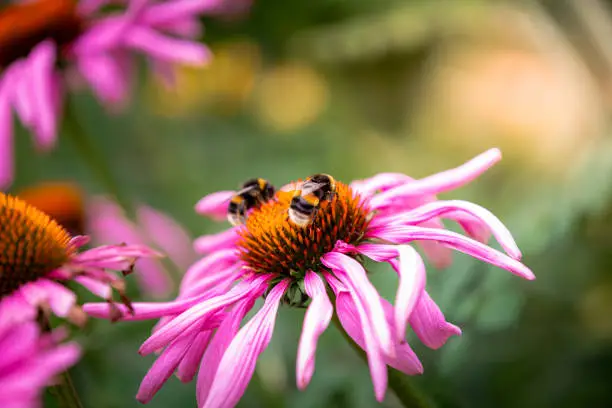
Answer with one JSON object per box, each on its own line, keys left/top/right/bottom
{"left": 0, "top": 0, "right": 217, "bottom": 188}
{"left": 17, "top": 182, "right": 198, "bottom": 298}
{"left": 84, "top": 148, "right": 534, "bottom": 406}
{"left": 0, "top": 305, "right": 81, "bottom": 408}
{"left": 88, "top": 197, "right": 197, "bottom": 298}
{"left": 0, "top": 192, "right": 160, "bottom": 325}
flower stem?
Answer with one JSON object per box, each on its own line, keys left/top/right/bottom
{"left": 48, "top": 370, "right": 84, "bottom": 408}
{"left": 62, "top": 99, "right": 135, "bottom": 217}
{"left": 331, "top": 313, "right": 433, "bottom": 408}
{"left": 39, "top": 316, "right": 84, "bottom": 408}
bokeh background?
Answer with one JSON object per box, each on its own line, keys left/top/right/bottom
{"left": 9, "top": 0, "right": 612, "bottom": 407}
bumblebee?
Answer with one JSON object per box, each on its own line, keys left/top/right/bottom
{"left": 288, "top": 174, "right": 336, "bottom": 227}
{"left": 227, "top": 178, "right": 276, "bottom": 226}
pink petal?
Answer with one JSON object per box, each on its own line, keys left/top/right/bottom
{"left": 19, "top": 280, "right": 76, "bottom": 317}
{"left": 391, "top": 246, "right": 426, "bottom": 343}
{"left": 149, "top": 58, "right": 176, "bottom": 89}
{"left": 370, "top": 149, "right": 502, "bottom": 209}
{"left": 137, "top": 330, "right": 199, "bottom": 403}
{"left": 196, "top": 298, "right": 256, "bottom": 405}
{"left": 142, "top": 0, "right": 222, "bottom": 25}
{"left": 368, "top": 225, "right": 535, "bottom": 280}
{"left": 179, "top": 249, "right": 238, "bottom": 292}
{"left": 76, "top": 52, "right": 133, "bottom": 107}
{"left": 333, "top": 290, "right": 388, "bottom": 401}
{"left": 370, "top": 200, "right": 521, "bottom": 260}
{"left": 28, "top": 40, "right": 59, "bottom": 150}
{"left": 296, "top": 271, "right": 332, "bottom": 390}
{"left": 84, "top": 292, "right": 212, "bottom": 321}
{"left": 409, "top": 291, "right": 461, "bottom": 349}
{"left": 10, "top": 61, "right": 35, "bottom": 127}
{"left": 139, "top": 275, "right": 271, "bottom": 355}
{"left": 0, "top": 74, "right": 14, "bottom": 189}
{"left": 321, "top": 252, "right": 393, "bottom": 357}
{"left": 350, "top": 173, "right": 412, "bottom": 197}
{"left": 176, "top": 330, "right": 213, "bottom": 383}
{"left": 125, "top": 27, "right": 211, "bottom": 65}
{"left": 195, "top": 190, "right": 234, "bottom": 220}
{"left": 334, "top": 290, "right": 423, "bottom": 376}
{"left": 201, "top": 279, "right": 289, "bottom": 408}
{"left": 194, "top": 228, "right": 239, "bottom": 254}
{"left": 74, "top": 276, "right": 112, "bottom": 299}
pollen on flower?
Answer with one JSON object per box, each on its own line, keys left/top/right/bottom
{"left": 0, "top": 193, "right": 74, "bottom": 297}
{"left": 0, "top": 0, "right": 81, "bottom": 67}
{"left": 238, "top": 182, "right": 370, "bottom": 276}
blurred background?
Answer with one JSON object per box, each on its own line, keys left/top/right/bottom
{"left": 8, "top": 0, "right": 612, "bottom": 407}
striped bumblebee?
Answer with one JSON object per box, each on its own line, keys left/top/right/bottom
{"left": 288, "top": 174, "right": 336, "bottom": 227}
{"left": 227, "top": 178, "right": 275, "bottom": 226}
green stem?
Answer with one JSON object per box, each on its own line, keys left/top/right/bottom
{"left": 39, "top": 317, "right": 84, "bottom": 408}
{"left": 331, "top": 313, "right": 433, "bottom": 408}
{"left": 62, "top": 100, "right": 135, "bottom": 217}
{"left": 48, "top": 370, "right": 84, "bottom": 408}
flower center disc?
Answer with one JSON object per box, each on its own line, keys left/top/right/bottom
{"left": 0, "top": 193, "right": 74, "bottom": 298}
{"left": 238, "top": 182, "right": 370, "bottom": 276}
{"left": 0, "top": 0, "right": 82, "bottom": 68}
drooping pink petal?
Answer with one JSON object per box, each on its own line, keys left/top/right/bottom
{"left": 391, "top": 246, "right": 426, "bottom": 343}
{"left": 195, "top": 190, "right": 234, "bottom": 220}
{"left": 176, "top": 330, "right": 213, "bottom": 383}
{"left": 296, "top": 271, "right": 332, "bottom": 390}
{"left": 409, "top": 291, "right": 461, "bottom": 349}
{"left": 194, "top": 228, "right": 239, "bottom": 254}
{"left": 10, "top": 61, "right": 36, "bottom": 128}
{"left": 368, "top": 225, "right": 535, "bottom": 280}
{"left": 334, "top": 290, "right": 423, "bottom": 376}
{"left": 201, "top": 279, "right": 289, "bottom": 408}
{"left": 196, "top": 298, "right": 256, "bottom": 405}
{"left": 139, "top": 275, "right": 271, "bottom": 355}
{"left": 74, "top": 276, "right": 112, "bottom": 299}
{"left": 321, "top": 252, "right": 394, "bottom": 357}
{"left": 125, "top": 27, "right": 211, "bottom": 65}
{"left": 332, "top": 290, "right": 388, "bottom": 402}
{"left": 28, "top": 40, "right": 58, "bottom": 150}
{"left": 0, "top": 74, "right": 14, "bottom": 189}
{"left": 137, "top": 330, "right": 200, "bottom": 403}
{"left": 19, "top": 280, "right": 77, "bottom": 317}
{"left": 370, "top": 148, "right": 502, "bottom": 209}
{"left": 370, "top": 200, "right": 521, "bottom": 260}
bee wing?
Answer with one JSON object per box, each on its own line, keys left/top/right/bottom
{"left": 301, "top": 182, "right": 326, "bottom": 196}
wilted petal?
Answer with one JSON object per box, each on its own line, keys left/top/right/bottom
{"left": 410, "top": 291, "right": 461, "bottom": 349}
{"left": 296, "top": 271, "right": 332, "bottom": 390}
{"left": 202, "top": 279, "right": 289, "bottom": 408}
{"left": 368, "top": 225, "right": 535, "bottom": 280}
{"left": 195, "top": 190, "right": 234, "bottom": 220}
{"left": 321, "top": 252, "right": 393, "bottom": 357}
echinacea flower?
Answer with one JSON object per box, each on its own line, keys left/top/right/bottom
{"left": 0, "top": 304, "right": 80, "bottom": 408}
{"left": 0, "top": 0, "right": 217, "bottom": 188}
{"left": 0, "top": 192, "right": 160, "bottom": 325}
{"left": 18, "top": 182, "right": 197, "bottom": 298}
{"left": 84, "top": 148, "right": 534, "bottom": 406}
{"left": 87, "top": 197, "right": 197, "bottom": 298}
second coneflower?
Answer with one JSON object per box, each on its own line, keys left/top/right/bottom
{"left": 0, "top": 0, "right": 219, "bottom": 188}
{"left": 84, "top": 148, "right": 534, "bottom": 407}
{"left": 0, "top": 192, "right": 160, "bottom": 324}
